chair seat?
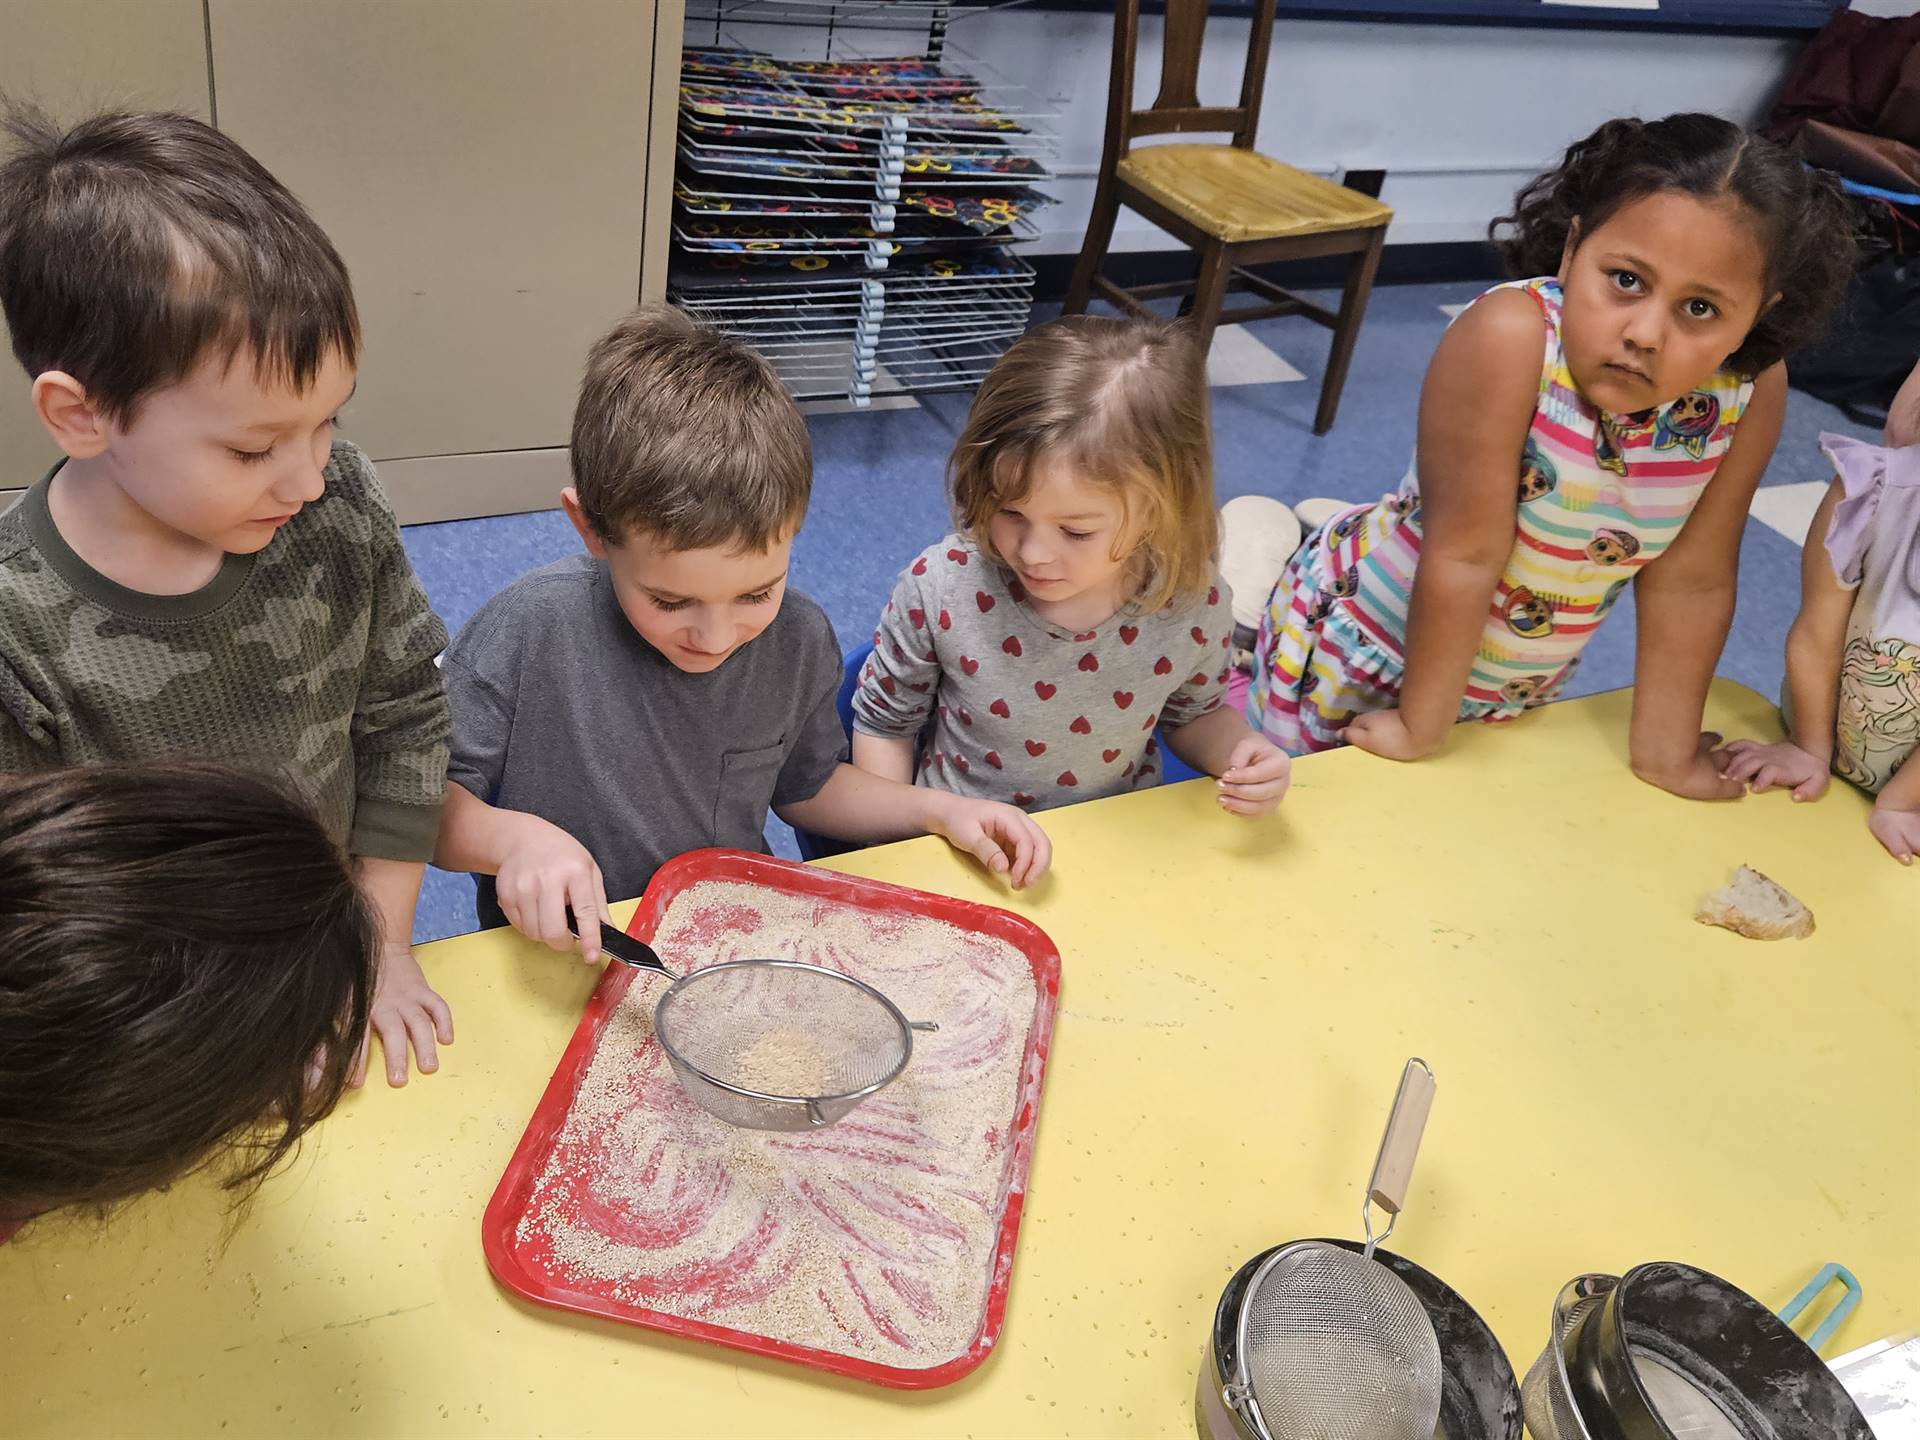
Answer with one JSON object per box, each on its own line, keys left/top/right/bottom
{"left": 1115, "top": 144, "right": 1392, "bottom": 244}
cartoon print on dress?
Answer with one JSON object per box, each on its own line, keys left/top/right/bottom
{"left": 1503, "top": 586, "right": 1555, "bottom": 639}
{"left": 1519, "top": 439, "right": 1558, "bottom": 502}
{"left": 1586, "top": 528, "right": 1642, "bottom": 566}
{"left": 1329, "top": 509, "right": 1367, "bottom": 543}
{"left": 1299, "top": 665, "right": 1321, "bottom": 698}
{"left": 1326, "top": 566, "right": 1360, "bottom": 600}
{"left": 1653, "top": 392, "right": 1720, "bottom": 459}
{"left": 1593, "top": 423, "right": 1626, "bottom": 478}
{"left": 1499, "top": 675, "right": 1550, "bottom": 704}
{"left": 1834, "top": 635, "right": 1920, "bottom": 792}
{"left": 1388, "top": 489, "right": 1419, "bottom": 518}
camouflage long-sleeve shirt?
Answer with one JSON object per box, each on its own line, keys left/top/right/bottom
{"left": 0, "top": 440, "right": 450, "bottom": 860}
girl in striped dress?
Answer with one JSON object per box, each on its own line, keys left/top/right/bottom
{"left": 1248, "top": 114, "right": 1853, "bottom": 800}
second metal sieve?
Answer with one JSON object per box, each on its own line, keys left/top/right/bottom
{"left": 588, "top": 919, "right": 937, "bottom": 1131}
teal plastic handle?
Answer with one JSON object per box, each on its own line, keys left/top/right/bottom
{"left": 1779, "top": 1263, "right": 1863, "bottom": 1354}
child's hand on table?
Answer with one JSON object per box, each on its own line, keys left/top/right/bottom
{"left": 496, "top": 814, "right": 612, "bottom": 963}
{"left": 1634, "top": 732, "right": 1747, "bottom": 801}
{"left": 927, "top": 794, "right": 1052, "bottom": 889}
{"left": 356, "top": 944, "right": 454, "bottom": 1088}
{"left": 1345, "top": 708, "right": 1441, "bottom": 763}
{"left": 1713, "top": 738, "right": 1831, "bottom": 801}
{"left": 1216, "top": 735, "right": 1292, "bottom": 817}
{"left": 1869, "top": 803, "right": 1920, "bottom": 864}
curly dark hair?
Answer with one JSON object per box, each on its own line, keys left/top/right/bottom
{"left": 1491, "top": 113, "right": 1856, "bottom": 376}
{"left": 0, "top": 764, "right": 376, "bottom": 1223}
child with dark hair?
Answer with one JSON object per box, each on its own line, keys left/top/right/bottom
{"left": 0, "top": 108, "right": 451, "bottom": 1086}
{"left": 435, "top": 307, "right": 1048, "bottom": 961}
{"left": 1242, "top": 113, "right": 1855, "bottom": 799}
{"left": 0, "top": 764, "right": 376, "bottom": 1241}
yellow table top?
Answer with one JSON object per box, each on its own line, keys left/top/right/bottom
{"left": 4, "top": 681, "right": 1914, "bottom": 1438}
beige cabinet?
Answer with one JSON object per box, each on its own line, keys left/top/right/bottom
{"left": 210, "top": 0, "right": 682, "bottom": 521}
{"left": 0, "top": 0, "right": 684, "bottom": 522}
{"left": 0, "top": 0, "right": 214, "bottom": 492}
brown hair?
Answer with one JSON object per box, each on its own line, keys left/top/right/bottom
{"left": 0, "top": 764, "right": 376, "bottom": 1221}
{"left": 949, "top": 315, "right": 1216, "bottom": 611}
{"left": 0, "top": 104, "right": 360, "bottom": 423}
{"left": 570, "top": 305, "right": 812, "bottom": 552}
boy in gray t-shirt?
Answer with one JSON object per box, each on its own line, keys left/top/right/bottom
{"left": 436, "top": 309, "right": 1049, "bottom": 958}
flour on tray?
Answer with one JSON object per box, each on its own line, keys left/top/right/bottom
{"left": 514, "top": 880, "right": 1040, "bottom": 1369}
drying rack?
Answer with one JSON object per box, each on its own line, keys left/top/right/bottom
{"left": 670, "top": 2, "right": 1056, "bottom": 406}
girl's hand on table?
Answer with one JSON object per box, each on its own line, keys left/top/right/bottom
{"left": 1713, "top": 738, "right": 1831, "bottom": 801}
{"left": 1869, "top": 804, "right": 1920, "bottom": 864}
{"left": 1345, "top": 708, "right": 1441, "bottom": 763}
{"left": 1635, "top": 732, "right": 1747, "bottom": 801}
{"left": 929, "top": 795, "right": 1052, "bottom": 889}
{"left": 1216, "top": 735, "right": 1292, "bottom": 817}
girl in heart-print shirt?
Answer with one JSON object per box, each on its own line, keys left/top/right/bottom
{"left": 850, "top": 314, "right": 1292, "bottom": 815}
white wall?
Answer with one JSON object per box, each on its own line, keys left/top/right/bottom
{"left": 960, "top": 10, "right": 1804, "bottom": 252}
{"left": 708, "top": 10, "right": 1810, "bottom": 254}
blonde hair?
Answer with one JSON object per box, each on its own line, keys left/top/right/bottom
{"left": 948, "top": 315, "right": 1216, "bottom": 611}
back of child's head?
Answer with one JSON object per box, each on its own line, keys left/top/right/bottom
{"left": 0, "top": 104, "right": 358, "bottom": 423}
{"left": 950, "top": 314, "right": 1214, "bottom": 610}
{"left": 0, "top": 763, "right": 375, "bottom": 1220}
{"left": 570, "top": 305, "right": 811, "bottom": 553}
{"left": 1492, "top": 112, "right": 1854, "bottom": 375}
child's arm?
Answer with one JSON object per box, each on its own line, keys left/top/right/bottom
{"left": 1885, "top": 358, "right": 1920, "bottom": 449}
{"left": 345, "top": 458, "right": 458, "bottom": 1085}
{"left": 851, "top": 731, "right": 915, "bottom": 784}
{"left": 1161, "top": 707, "right": 1292, "bottom": 817}
{"left": 1868, "top": 755, "right": 1920, "bottom": 863}
{"left": 433, "top": 784, "right": 611, "bottom": 961}
{"left": 1346, "top": 289, "right": 1543, "bottom": 761}
{"left": 1629, "top": 364, "right": 1786, "bottom": 800}
{"left": 1716, "top": 477, "right": 1852, "bottom": 799}
{"left": 849, "top": 557, "right": 944, "bottom": 783}
{"left": 353, "top": 856, "right": 453, "bottom": 1088}
{"left": 775, "top": 764, "right": 1051, "bottom": 888}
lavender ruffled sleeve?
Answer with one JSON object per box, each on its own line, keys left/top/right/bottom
{"left": 1819, "top": 432, "right": 1893, "bottom": 587}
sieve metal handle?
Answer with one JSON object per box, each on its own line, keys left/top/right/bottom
{"left": 1363, "top": 1058, "right": 1435, "bottom": 1257}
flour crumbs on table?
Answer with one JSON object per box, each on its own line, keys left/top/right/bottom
{"left": 516, "top": 880, "right": 1040, "bottom": 1367}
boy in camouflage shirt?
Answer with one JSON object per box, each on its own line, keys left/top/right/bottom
{"left": 0, "top": 108, "right": 451, "bottom": 1087}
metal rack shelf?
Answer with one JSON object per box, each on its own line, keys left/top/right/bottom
{"left": 667, "top": 6, "right": 1052, "bottom": 408}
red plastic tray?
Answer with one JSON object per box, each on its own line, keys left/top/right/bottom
{"left": 481, "top": 848, "right": 1061, "bottom": 1389}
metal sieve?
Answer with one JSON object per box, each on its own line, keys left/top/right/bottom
{"left": 1208, "top": 1058, "right": 1444, "bottom": 1440}
{"left": 1521, "top": 1262, "right": 1873, "bottom": 1440}
{"left": 586, "top": 918, "right": 937, "bottom": 1131}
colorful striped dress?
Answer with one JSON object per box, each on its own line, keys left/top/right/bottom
{"left": 1250, "top": 276, "right": 1754, "bottom": 754}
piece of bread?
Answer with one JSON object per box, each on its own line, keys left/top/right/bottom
{"left": 1695, "top": 866, "right": 1815, "bottom": 941}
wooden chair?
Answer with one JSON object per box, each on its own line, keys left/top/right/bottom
{"left": 1063, "top": 0, "right": 1393, "bottom": 434}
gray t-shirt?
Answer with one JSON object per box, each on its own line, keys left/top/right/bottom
{"left": 444, "top": 554, "right": 846, "bottom": 925}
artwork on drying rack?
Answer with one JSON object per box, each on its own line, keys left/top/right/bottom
{"left": 680, "top": 49, "right": 1032, "bottom": 135}
{"left": 683, "top": 48, "right": 983, "bottom": 101}
{"left": 668, "top": 33, "right": 1051, "bottom": 403}
{"left": 675, "top": 212, "right": 1028, "bottom": 253}
{"left": 680, "top": 143, "right": 1049, "bottom": 184}
{"left": 675, "top": 178, "right": 1054, "bottom": 234}
{"left": 668, "top": 248, "right": 1036, "bottom": 292}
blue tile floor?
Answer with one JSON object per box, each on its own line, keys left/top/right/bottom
{"left": 401, "top": 281, "right": 1878, "bottom": 942}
